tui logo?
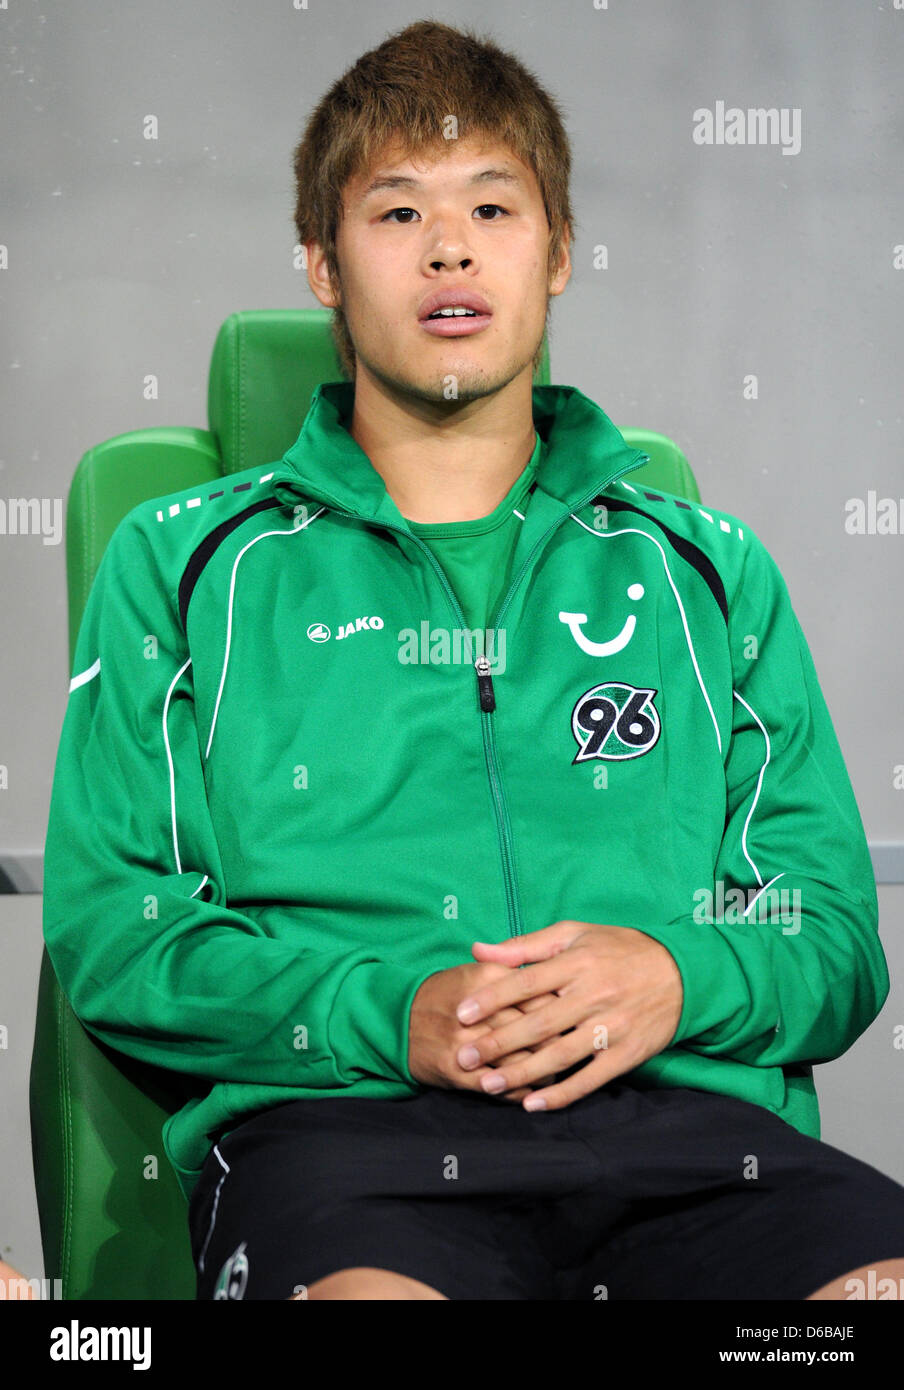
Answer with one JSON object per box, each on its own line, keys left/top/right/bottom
{"left": 559, "top": 583, "right": 645, "bottom": 657}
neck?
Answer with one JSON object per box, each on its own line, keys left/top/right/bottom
{"left": 347, "top": 366, "right": 538, "bottom": 523}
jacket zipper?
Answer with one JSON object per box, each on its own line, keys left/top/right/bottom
{"left": 320, "top": 446, "right": 650, "bottom": 941}
{"left": 471, "top": 448, "right": 651, "bottom": 936}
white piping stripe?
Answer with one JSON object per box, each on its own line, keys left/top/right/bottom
{"left": 163, "top": 656, "right": 193, "bottom": 875}
{"left": 69, "top": 657, "right": 101, "bottom": 693}
{"left": 732, "top": 690, "right": 771, "bottom": 887}
{"left": 743, "top": 871, "right": 786, "bottom": 917}
{"left": 568, "top": 515, "right": 723, "bottom": 755}
{"left": 205, "top": 508, "right": 327, "bottom": 759}
{"left": 198, "top": 1144, "right": 231, "bottom": 1276}
{"left": 189, "top": 874, "right": 210, "bottom": 900}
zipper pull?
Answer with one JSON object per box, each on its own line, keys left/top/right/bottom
{"left": 475, "top": 655, "right": 496, "bottom": 712}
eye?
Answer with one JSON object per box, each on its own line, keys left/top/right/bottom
{"left": 380, "top": 204, "right": 510, "bottom": 223}
{"left": 381, "top": 207, "right": 418, "bottom": 223}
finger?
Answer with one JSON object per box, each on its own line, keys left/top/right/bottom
{"left": 502, "top": 1085, "right": 558, "bottom": 1102}
{"left": 501, "top": 1073, "right": 559, "bottom": 1102}
{"left": 518, "top": 1052, "right": 617, "bottom": 1112}
{"left": 482, "top": 997, "right": 557, "bottom": 1035}
{"left": 477, "top": 1030, "right": 589, "bottom": 1097}
{"left": 459, "top": 1004, "right": 558, "bottom": 1073}
{"left": 464, "top": 994, "right": 576, "bottom": 1068}
{"left": 457, "top": 957, "right": 575, "bottom": 1025}
{"left": 453, "top": 1034, "right": 556, "bottom": 1094}
{"left": 480, "top": 1042, "right": 558, "bottom": 1101}
{"left": 493, "top": 1050, "right": 558, "bottom": 1102}
{"left": 515, "top": 991, "right": 560, "bottom": 1013}
{"left": 484, "top": 1005, "right": 530, "bottom": 1030}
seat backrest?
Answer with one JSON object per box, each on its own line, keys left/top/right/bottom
{"left": 31, "top": 309, "right": 700, "bottom": 1299}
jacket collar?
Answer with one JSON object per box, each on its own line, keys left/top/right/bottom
{"left": 270, "top": 380, "right": 646, "bottom": 528}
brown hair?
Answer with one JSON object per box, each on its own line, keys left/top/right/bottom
{"left": 292, "top": 19, "right": 574, "bottom": 380}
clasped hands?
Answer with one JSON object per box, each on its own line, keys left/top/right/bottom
{"left": 408, "top": 920, "right": 684, "bottom": 1112}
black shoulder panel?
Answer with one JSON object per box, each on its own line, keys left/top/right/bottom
{"left": 597, "top": 494, "right": 729, "bottom": 623}
{"left": 178, "top": 496, "right": 285, "bottom": 631}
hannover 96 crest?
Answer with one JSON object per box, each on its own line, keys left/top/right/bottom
{"left": 213, "top": 1241, "right": 249, "bottom": 1300}
{"left": 571, "top": 682, "right": 661, "bottom": 763}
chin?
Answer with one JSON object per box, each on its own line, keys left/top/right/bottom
{"left": 365, "top": 352, "right": 525, "bottom": 405}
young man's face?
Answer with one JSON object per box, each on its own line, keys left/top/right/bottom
{"left": 307, "top": 134, "right": 571, "bottom": 405}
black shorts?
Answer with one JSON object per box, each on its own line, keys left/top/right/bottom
{"left": 187, "top": 1080, "right": 904, "bottom": 1300}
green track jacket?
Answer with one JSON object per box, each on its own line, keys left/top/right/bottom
{"left": 43, "top": 381, "right": 888, "bottom": 1203}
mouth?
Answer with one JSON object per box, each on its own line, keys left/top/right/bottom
{"left": 418, "top": 290, "right": 493, "bottom": 337}
{"left": 419, "top": 305, "right": 493, "bottom": 337}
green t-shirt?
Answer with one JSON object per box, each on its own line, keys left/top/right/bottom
{"left": 406, "top": 431, "right": 543, "bottom": 632}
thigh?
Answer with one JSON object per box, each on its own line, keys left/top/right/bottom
{"left": 187, "top": 1089, "right": 590, "bottom": 1300}
{"left": 553, "top": 1086, "right": 904, "bottom": 1300}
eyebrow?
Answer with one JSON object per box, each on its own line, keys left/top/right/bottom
{"left": 359, "top": 167, "right": 524, "bottom": 204}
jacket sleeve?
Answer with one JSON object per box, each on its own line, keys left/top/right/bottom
{"left": 42, "top": 508, "right": 434, "bottom": 1089}
{"left": 638, "top": 526, "right": 888, "bottom": 1068}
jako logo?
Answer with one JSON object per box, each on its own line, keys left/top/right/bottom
{"left": 307, "top": 616, "right": 385, "bottom": 642}
{"left": 693, "top": 101, "right": 801, "bottom": 156}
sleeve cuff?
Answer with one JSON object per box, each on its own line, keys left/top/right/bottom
{"left": 624, "top": 918, "right": 754, "bottom": 1047}
{"left": 329, "top": 959, "right": 440, "bottom": 1085}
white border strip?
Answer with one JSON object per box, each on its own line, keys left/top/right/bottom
{"left": 162, "top": 656, "right": 193, "bottom": 875}
{"left": 69, "top": 657, "right": 101, "bottom": 693}
{"left": 743, "top": 871, "right": 786, "bottom": 918}
{"left": 204, "top": 508, "right": 326, "bottom": 759}
{"left": 198, "top": 1144, "right": 231, "bottom": 1276}
{"left": 732, "top": 690, "right": 771, "bottom": 888}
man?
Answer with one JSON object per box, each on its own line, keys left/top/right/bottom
{"left": 43, "top": 19, "right": 904, "bottom": 1301}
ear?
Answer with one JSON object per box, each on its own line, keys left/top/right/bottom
{"left": 549, "top": 222, "right": 572, "bottom": 299}
{"left": 305, "top": 242, "right": 341, "bottom": 310}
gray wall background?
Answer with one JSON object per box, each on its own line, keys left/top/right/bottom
{"left": 1, "top": 0, "right": 902, "bottom": 1287}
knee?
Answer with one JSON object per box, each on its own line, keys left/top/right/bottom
{"left": 294, "top": 1266, "right": 448, "bottom": 1300}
